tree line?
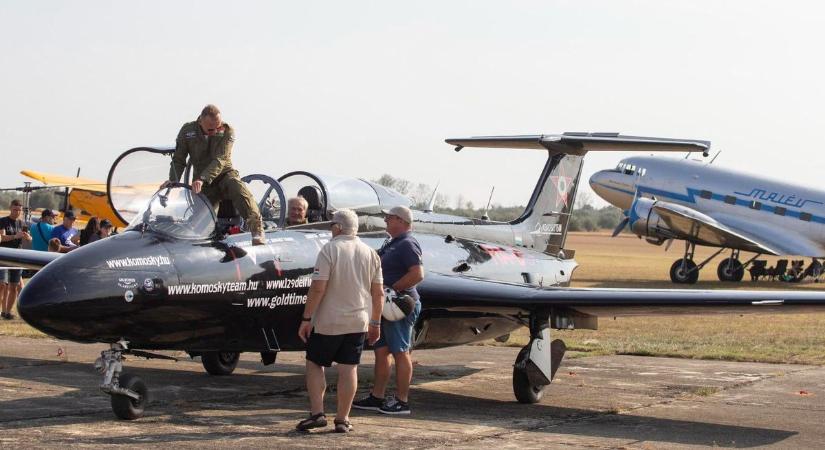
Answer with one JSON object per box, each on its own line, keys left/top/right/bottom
{"left": 0, "top": 189, "right": 63, "bottom": 211}
{"left": 373, "top": 174, "right": 623, "bottom": 231}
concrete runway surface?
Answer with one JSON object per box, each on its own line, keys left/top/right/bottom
{"left": 1, "top": 336, "right": 824, "bottom": 449}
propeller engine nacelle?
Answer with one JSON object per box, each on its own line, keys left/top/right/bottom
{"left": 612, "top": 195, "right": 671, "bottom": 241}
{"left": 628, "top": 197, "right": 668, "bottom": 238}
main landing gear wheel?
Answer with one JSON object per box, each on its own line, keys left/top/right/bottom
{"left": 513, "top": 347, "right": 545, "bottom": 404}
{"left": 670, "top": 258, "right": 699, "bottom": 284}
{"left": 111, "top": 373, "right": 148, "bottom": 420}
{"left": 717, "top": 258, "right": 745, "bottom": 282}
{"left": 201, "top": 351, "right": 240, "bottom": 375}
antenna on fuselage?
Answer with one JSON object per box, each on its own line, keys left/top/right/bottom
{"left": 709, "top": 150, "right": 722, "bottom": 164}
{"left": 481, "top": 186, "right": 495, "bottom": 221}
{"left": 423, "top": 181, "right": 440, "bottom": 213}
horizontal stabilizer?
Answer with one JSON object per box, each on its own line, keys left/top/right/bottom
{"left": 446, "top": 133, "right": 710, "bottom": 156}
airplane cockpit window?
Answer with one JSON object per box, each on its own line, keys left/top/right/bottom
{"left": 127, "top": 185, "right": 216, "bottom": 239}
{"left": 278, "top": 172, "right": 413, "bottom": 222}
{"left": 278, "top": 172, "right": 327, "bottom": 222}
{"left": 623, "top": 164, "right": 635, "bottom": 175}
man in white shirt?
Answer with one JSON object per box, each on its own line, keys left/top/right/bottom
{"left": 296, "top": 209, "right": 384, "bottom": 433}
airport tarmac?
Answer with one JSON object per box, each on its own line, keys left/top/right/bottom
{"left": 2, "top": 337, "right": 825, "bottom": 448}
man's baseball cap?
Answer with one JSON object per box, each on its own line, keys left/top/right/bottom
{"left": 382, "top": 205, "right": 413, "bottom": 224}
{"left": 63, "top": 210, "right": 76, "bottom": 219}
{"left": 100, "top": 219, "right": 113, "bottom": 228}
{"left": 41, "top": 209, "right": 55, "bottom": 218}
{"left": 331, "top": 209, "right": 359, "bottom": 234}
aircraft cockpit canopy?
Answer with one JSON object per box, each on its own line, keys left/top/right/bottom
{"left": 127, "top": 185, "right": 216, "bottom": 239}
{"left": 277, "top": 172, "right": 411, "bottom": 221}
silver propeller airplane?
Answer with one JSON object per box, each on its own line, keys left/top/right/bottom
{"left": 590, "top": 153, "right": 825, "bottom": 284}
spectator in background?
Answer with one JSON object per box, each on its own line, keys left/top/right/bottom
{"left": 31, "top": 209, "right": 57, "bottom": 251}
{"left": 0, "top": 200, "right": 31, "bottom": 320}
{"left": 47, "top": 238, "right": 60, "bottom": 252}
{"left": 80, "top": 217, "right": 100, "bottom": 246}
{"left": 51, "top": 211, "right": 79, "bottom": 253}
{"left": 88, "top": 219, "right": 113, "bottom": 244}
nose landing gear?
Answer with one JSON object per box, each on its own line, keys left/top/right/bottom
{"left": 95, "top": 341, "right": 148, "bottom": 420}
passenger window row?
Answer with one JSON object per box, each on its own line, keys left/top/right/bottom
{"left": 698, "top": 190, "right": 813, "bottom": 221}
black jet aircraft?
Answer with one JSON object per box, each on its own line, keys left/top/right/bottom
{"left": 3, "top": 133, "right": 825, "bottom": 421}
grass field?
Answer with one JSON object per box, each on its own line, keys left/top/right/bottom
{"left": 499, "top": 232, "right": 825, "bottom": 365}
{"left": 2, "top": 231, "right": 825, "bottom": 364}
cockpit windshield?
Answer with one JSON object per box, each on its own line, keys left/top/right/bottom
{"left": 127, "top": 185, "right": 216, "bottom": 239}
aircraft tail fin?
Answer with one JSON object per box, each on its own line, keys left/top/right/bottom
{"left": 445, "top": 133, "right": 710, "bottom": 255}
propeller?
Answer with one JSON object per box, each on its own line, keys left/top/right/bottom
{"left": 611, "top": 187, "right": 643, "bottom": 237}
{"left": 611, "top": 215, "right": 630, "bottom": 237}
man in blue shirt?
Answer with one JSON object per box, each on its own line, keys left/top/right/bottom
{"left": 50, "top": 211, "right": 79, "bottom": 252}
{"left": 353, "top": 205, "right": 424, "bottom": 415}
{"left": 30, "top": 209, "right": 56, "bottom": 251}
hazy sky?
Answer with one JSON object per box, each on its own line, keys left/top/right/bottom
{"left": 1, "top": 1, "right": 823, "bottom": 209}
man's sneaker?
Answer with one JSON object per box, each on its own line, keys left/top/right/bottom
{"left": 379, "top": 397, "right": 410, "bottom": 415}
{"left": 0, "top": 312, "right": 9, "bottom": 320}
{"left": 351, "top": 393, "right": 385, "bottom": 411}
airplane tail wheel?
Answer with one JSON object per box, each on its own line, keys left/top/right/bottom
{"left": 512, "top": 347, "right": 546, "bottom": 404}
{"left": 111, "top": 373, "right": 148, "bottom": 420}
{"left": 717, "top": 258, "right": 745, "bottom": 282}
{"left": 670, "top": 259, "right": 699, "bottom": 284}
{"left": 202, "top": 351, "right": 240, "bottom": 376}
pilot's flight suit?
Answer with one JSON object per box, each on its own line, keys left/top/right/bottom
{"left": 169, "top": 120, "right": 263, "bottom": 238}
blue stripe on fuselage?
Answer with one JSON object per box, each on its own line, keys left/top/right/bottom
{"left": 591, "top": 181, "right": 825, "bottom": 224}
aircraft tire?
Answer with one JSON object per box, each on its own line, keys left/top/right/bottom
{"left": 111, "top": 373, "right": 148, "bottom": 420}
{"left": 717, "top": 258, "right": 745, "bottom": 282}
{"left": 202, "top": 351, "right": 240, "bottom": 376}
{"left": 512, "top": 347, "right": 546, "bottom": 404}
{"left": 670, "top": 259, "right": 699, "bottom": 284}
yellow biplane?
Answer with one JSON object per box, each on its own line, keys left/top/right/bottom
{"left": 20, "top": 170, "right": 127, "bottom": 227}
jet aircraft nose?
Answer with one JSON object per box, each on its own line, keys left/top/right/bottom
{"left": 18, "top": 233, "right": 175, "bottom": 343}
{"left": 589, "top": 170, "right": 634, "bottom": 210}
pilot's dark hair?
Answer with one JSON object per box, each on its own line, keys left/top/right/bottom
{"left": 10, "top": 199, "right": 22, "bottom": 207}
{"left": 200, "top": 104, "right": 221, "bottom": 119}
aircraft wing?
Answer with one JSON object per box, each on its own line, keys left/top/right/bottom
{"left": 445, "top": 133, "right": 711, "bottom": 155}
{"left": 420, "top": 272, "right": 825, "bottom": 316}
{"left": 651, "top": 202, "right": 779, "bottom": 254}
{"left": 706, "top": 212, "right": 825, "bottom": 257}
{"left": 21, "top": 170, "right": 108, "bottom": 193}
{"left": 0, "top": 248, "right": 61, "bottom": 270}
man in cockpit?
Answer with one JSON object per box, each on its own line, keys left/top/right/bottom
{"left": 286, "top": 196, "right": 309, "bottom": 226}
{"left": 168, "top": 104, "right": 265, "bottom": 245}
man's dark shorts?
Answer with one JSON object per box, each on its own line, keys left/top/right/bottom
{"left": 0, "top": 269, "right": 22, "bottom": 284}
{"left": 306, "top": 331, "right": 366, "bottom": 367}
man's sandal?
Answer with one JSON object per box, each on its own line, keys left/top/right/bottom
{"left": 334, "top": 418, "right": 353, "bottom": 433}
{"left": 296, "top": 412, "right": 327, "bottom": 431}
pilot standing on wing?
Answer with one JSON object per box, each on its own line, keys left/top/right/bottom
{"left": 168, "top": 104, "right": 265, "bottom": 245}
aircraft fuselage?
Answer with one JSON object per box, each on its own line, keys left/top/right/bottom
{"left": 18, "top": 228, "right": 576, "bottom": 352}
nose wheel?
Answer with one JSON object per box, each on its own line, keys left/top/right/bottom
{"left": 95, "top": 341, "right": 149, "bottom": 420}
